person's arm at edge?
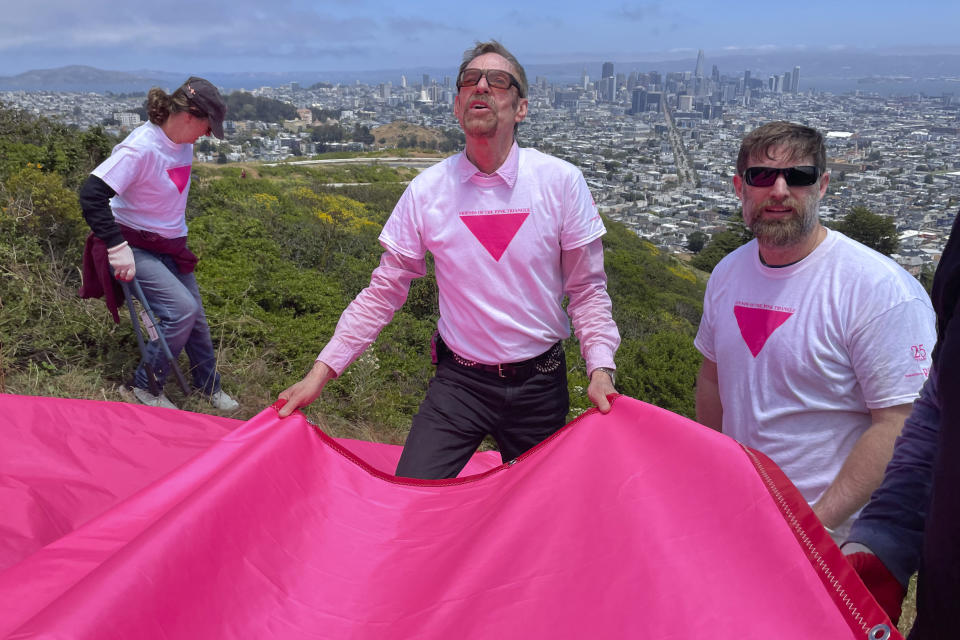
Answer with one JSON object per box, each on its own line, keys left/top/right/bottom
{"left": 845, "top": 368, "right": 940, "bottom": 586}
{"left": 80, "top": 174, "right": 138, "bottom": 280}
{"left": 277, "top": 248, "right": 426, "bottom": 417}
{"left": 695, "top": 357, "right": 722, "bottom": 431}
{"left": 561, "top": 238, "right": 619, "bottom": 413}
{"left": 811, "top": 402, "right": 914, "bottom": 531}
{"left": 79, "top": 174, "right": 124, "bottom": 247}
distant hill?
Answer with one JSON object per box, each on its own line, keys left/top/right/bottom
{"left": 0, "top": 65, "right": 181, "bottom": 92}
{"left": 371, "top": 122, "right": 445, "bottom": 148}
{"left": 3, "top": 51, "right": 960, "bottom": 93}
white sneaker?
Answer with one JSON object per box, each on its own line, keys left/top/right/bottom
{"left": 209, "top": 389, "right": 240, "bottom": 412}
{"left": 132, "top": 386, "right": 178, "bottom": 410}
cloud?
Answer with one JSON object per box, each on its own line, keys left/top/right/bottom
{"left": 0, "top": 0, "right": 497, "bottom": 73}
{"left": 503, "top": 11, "right": 564, "bottom": 30}
{"left": 385, "top": 16, "right": 462, "bottom": 36}
{"left": 615, "top": 2, "right": 663, "bottom": 21}
{"left": 4, "top": 0, "right": 958, "bottom": 74}
{"left": 0, "top": 0, "right": 392, "bottom": 71}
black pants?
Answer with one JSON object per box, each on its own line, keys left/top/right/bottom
{"left": 395, "top": 349, "right": 569, "bottom": 480}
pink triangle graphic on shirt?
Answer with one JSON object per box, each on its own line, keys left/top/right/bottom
{"left": 460, "top": 213, "right": 529, "bottom": 261}
{"left": 734, "top": 305, "right": 794, "bottom": 357}
{"left": 166, "top": 166, "right": 192, "bottom": 194}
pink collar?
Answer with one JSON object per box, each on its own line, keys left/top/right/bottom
{"left": 456, "top": 142, "right": 519, "bottom": 188}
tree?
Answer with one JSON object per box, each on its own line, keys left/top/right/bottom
{"left": 686, "top": 231, "right": 708, "bottom": 254}
{"left": 919, "top": 262, "right": 935, "bottom": 295}
{"left": 829, "top": 206, "right": 899, "bottom": 256}
{"left": 690, "top": 212, "right": 753, "bottom": 272}
{"left": 224, "top": 91, "right": 296, "bottom": 123}
{"left": 351, "top": 124, "right": 374, "bottom": 146}
{"left": 691, "top": 230, "right": 748, "bottom": 272}
{"left": 311, "top": 124, "right": 343, "bottom": 143}
{"left": 310, "top": 107, "right": 341, "bottom": 122}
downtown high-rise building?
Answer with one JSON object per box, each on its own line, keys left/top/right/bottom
{"left": 631, "top": 87, "right": 646, "bottom": 114}
{"left": 645, "top": 91, "right": 662, "bottom": 112}
{"left": 792, "top": 66, "right": 800, "bottom": 93}
{"left": 555, "top": 90, "right": 580, "bottom": 110}
{"left": 602, "top": 61, "right": 614, "bottom": 79}
{"left": 603, "top": 76, "right": 616, "bottom": 102}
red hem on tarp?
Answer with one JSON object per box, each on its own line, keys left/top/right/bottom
{"left": 742, "top": 445, "right": 903, "bottom": 640}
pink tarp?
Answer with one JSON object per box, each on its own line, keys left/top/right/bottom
{"left": 0, "top": 393, "right": 899, "bottom": 639}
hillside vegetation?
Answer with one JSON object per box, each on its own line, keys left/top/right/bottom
{"left": 371, "top": 120, "right": 464, "bottom": 151}
{"left": 0, "top": 102, "right": 705, "bottom": 444}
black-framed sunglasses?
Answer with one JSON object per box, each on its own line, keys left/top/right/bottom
{"left": 457, "top": 68, "right": 523, "bottom": 95}
{"left": 742, "top": 166, "right": 821, "bottom": 187}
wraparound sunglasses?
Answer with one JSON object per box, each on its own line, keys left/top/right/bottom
{"left": 742, "top": 166, "right": 821, "bottom": 187}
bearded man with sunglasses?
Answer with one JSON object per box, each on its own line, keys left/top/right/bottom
{"left": 694, "top": 121, "right": 935, "bottom": 541}
{"left": 279, "top": 41, "right": 619, "bottom": 479}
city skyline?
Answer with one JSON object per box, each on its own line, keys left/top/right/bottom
{"left": 2, "top": 0, "right": 960, "bottom": 77}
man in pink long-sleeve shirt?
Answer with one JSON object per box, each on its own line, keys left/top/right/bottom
{"left": 279, "top": 40, "right": 620, "bottom": 479}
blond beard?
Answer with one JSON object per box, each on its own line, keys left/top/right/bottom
{"left": 748, "top": 199, "right": 820, "bottom": 247}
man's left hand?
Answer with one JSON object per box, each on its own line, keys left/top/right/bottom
{"left": 587, "top": 369, "right": 616, "bottom": 413}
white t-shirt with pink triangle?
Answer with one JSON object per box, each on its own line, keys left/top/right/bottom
{"left": 379, "top": 143, "right": 606, "bottom": 365}
{"left": 694, "top": 228, "right": 935, "bottom": 536}
{"left": 92, "top": 121, "right": 193, "bottom": 239}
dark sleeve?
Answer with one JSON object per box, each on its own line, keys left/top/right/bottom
{"left": 79, "top": 175, "right": 124, "bottom": 247}
{"left": 846, "top": 368, "right": 940, "bottom": 586}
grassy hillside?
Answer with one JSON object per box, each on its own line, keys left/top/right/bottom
{"left": 0, "top": 103, "right": 704, "bottom": 443}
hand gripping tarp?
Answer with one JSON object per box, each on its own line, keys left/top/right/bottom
{"left": 0, "top": 393, "right": 899, "bottom": 640}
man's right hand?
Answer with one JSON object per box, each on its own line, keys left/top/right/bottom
{"left": 107, "top": 241, "right": 136, "bottom": 281}
{"left": 277, "top": 361, "right": 335, "bottom": 418}
{"left": 846, "top": 551, "right": 905, "bottom": 624}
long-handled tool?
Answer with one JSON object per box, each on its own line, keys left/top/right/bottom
{"left": 119, "top": 279, "right": 191, "bottom": 395}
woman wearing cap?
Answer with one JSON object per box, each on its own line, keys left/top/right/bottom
{"left": 78, "top": 76, "right": 239, "bottom": 411}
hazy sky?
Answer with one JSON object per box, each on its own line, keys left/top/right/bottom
{"left": 2, "top": 0, "right": 959, "bottom": 75}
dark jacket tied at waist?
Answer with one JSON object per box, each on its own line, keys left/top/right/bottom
{"left": 79, "top": 225, "right": 199, "bottom": 323}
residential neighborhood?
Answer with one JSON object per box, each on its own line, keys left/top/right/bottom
{"left": 4, "top": 66, "right": 958, "bottom": 275}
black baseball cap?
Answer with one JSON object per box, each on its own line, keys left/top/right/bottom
{"left": 181, "top": 76, "right": 227, "bottom": 139}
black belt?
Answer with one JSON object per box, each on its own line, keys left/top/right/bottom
{"left": 437, "top": 338, "right": 563, "bottom": 379}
